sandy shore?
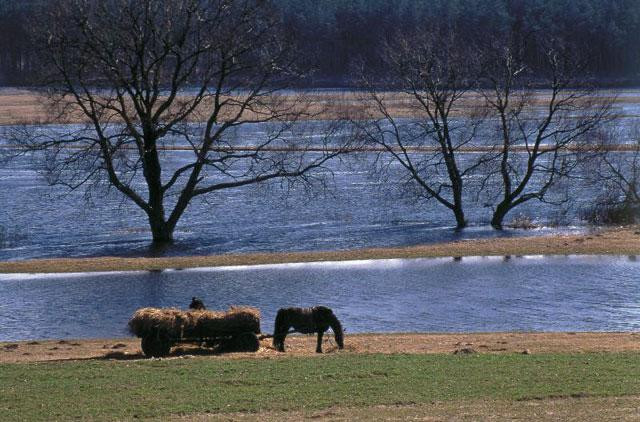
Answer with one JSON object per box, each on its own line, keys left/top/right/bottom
{"left": 1, "top": 226, "right": 638, "bottom": 274}
{"left": 1, "top": 332, "right": 638, "bottom": 364}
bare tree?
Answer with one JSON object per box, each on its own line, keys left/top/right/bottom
{"left": 355, "top": 33, "right": 490, "bottom": 229}
{"left": 582, "top": 124, "right": 640, "bottom": 223}
{"left": 478, "top": 39, "right": 612, "bottom": 229}
{"left": 19, "top": 0, "right": 351, "bottom": 244}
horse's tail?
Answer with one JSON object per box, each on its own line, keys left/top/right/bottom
{"left": 273, "top": 308, "right": 288, "bottom": 350}
{"left": 315, "top": 306, "right": 344, "bottom": 349}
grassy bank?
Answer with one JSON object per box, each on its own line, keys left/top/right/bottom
{"left": 1, "top": 353, "right": 639, "bottom": 420}
{"left": 1, "top": 226, "right": 638, "bottom": 274}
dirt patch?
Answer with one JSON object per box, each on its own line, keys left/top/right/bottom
{"left": 1, "top": 332, "right": 638, "bottom": 364}
{"left": 182, "top": 395, "right": 640, "bottom": 421}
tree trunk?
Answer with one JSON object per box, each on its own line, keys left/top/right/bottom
{"left": 149, "top": 215, "right": 174, "bottom": 244}
{"left": 453, "top": 206, "right": 467, "bottom": 230}
{"left": 143, "top": 135, "right": 172, "bottom": 245}
{"left": 452, "top": 181, "right": 466, "bottom": 229}
{"left": 491, "top": 202, "right": 511, "bottom": 230}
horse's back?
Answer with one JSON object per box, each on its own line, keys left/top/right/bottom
{"left": 276, "top": 307, "right": 315, "bottom": 333}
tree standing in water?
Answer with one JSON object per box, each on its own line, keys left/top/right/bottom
{"left": 356, "top": 32, "right": 491, "bottom": 229}
{"left": 22, "top": 0, "right": 350, "bottom": 245}
{"left": 478, "top": 39, "right": 612, "bottom": 229}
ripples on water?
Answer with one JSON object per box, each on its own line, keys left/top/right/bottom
{"left": 2, "top": 97, "right": 639, "bottom": 259}
{"left": 0, "top": 256, "right": 638, "bottom": 341}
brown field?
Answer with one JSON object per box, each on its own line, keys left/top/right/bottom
{"left": 1, "top": 332, "right": 638, "bottom": 364}
{"left": 0, "top": 88, "right": 638, "bottom": 126}
{"left": 1, "top": 225, "right": 638, "bottom": 274}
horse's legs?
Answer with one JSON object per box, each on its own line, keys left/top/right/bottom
{"left": 277, "top": 332, "right": 287, "bottom": 352}
{"left": 273, "top": 323, "right": 289, "bottom": 352}
{"left": 274, "top": 329, "right": 288, "bottom": 352}
{"left": 316, "top": 329, "right": 324, "bottom": 353}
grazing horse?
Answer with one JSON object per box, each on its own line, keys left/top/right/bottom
{"left": 189, "top": 297, "right": 206, "bottom": 310}
{"left": 273, "top": 306, "right": 344, "bottom": 353}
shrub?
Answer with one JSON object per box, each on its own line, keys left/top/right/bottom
{"left": 580, "top": 196, "right": 639, "bottom": 226}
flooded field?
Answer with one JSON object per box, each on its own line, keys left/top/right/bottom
{"left": 0, "top": 90, "right": 638, "bottom": 260}
{"left": 0, "top": 142, "right": 602, "bottom": 260}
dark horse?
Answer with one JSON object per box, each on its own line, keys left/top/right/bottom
{"left": 273, "top": 306, "right": 344, "bottom": 353}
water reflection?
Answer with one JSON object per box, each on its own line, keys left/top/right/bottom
{"left": 0, "top": 255, "right": 638, "bottom": 341}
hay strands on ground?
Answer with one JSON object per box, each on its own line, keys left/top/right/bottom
{"left": 128, "top": 306, "right": 261, "bottom": 357}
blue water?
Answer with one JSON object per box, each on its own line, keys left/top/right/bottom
{"left": 0, "top": 256, "right": 638, "bottom": 341}
{"left": 0, "top": 145, "right": 598, "bottom": 260}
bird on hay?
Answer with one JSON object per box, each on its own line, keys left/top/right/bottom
{"left": 189, "top": 297, "right": 206, "bottom": 310}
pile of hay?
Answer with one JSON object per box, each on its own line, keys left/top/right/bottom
{"left": 128, "top": 306, "right": 260, "bottom": 339}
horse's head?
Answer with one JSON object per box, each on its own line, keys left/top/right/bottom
{"left": 332, "top": 317, "right": 344, "bottom": 349}
{"left": 316, "top": 307, "right": 344, "bottom": 349}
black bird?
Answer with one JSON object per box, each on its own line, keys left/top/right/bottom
{"left": 189, "top": 297, "right": 206, "bottom": 310}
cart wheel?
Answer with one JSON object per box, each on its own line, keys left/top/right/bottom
{"left": 230, "top": 332, "right": 260, "bottom": 352}
{"left": 141, "top": 330, "right": 171, "bottom": 357}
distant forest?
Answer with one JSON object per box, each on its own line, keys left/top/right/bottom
{"left": 1, "top": 0, "right": 640, "bottom": 86}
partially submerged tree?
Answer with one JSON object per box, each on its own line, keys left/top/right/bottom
{"left": 356, "top": 33, "right": 490, "bottom": 229}
{"left": 22, "top": 0, "right": 351, "bottom": 244}
{"left": 477, "top": 39, "right": 612, "bottom": 229}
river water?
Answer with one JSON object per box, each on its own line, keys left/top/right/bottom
{"left": 0, "top": 256, "right": 638, "bottom": 341}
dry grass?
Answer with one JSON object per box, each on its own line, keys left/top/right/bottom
{"left": 128, "top": 306, "right": 260, "bottom": 339}
{"left": 0, "top": 226, "right": 638, "bottom": 274}
{"left": 0, "top": 90, "right": 354, "bottom": 126}
{"left": 0, "top": 91, "right": 51, "bottom": 125}
{"left": 1, "top": 332, "right": 639, "bottom": 364}
{"left": 187, "top": 396, "right": 640, "bottom": 421}
{"left": 0, "top": 89, "right": 638, "bottom": 126}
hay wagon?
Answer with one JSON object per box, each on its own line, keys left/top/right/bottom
{"left": 128, "top": 306, "right": 261, "bottom": 357}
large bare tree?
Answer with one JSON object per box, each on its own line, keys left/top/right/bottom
{"left": 21, "top": 0, "right": 350, "bottom": 244}
{"left": 477, "top": 40, "right": 612, "bottom": 229}
{"left": 356, "top": 33, "right": 490, "bottom": 229}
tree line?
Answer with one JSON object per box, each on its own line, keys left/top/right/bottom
{"left": 279, "top": 0, "right": 640, "bottom": 86}
{"left": 2, "top": 0, "right": 640, "bottom": 86}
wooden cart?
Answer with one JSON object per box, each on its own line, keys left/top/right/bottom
{"left": 129, "top": 307, "right": 261, "bottom": 358}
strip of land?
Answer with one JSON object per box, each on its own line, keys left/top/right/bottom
{"left": 1, "top": 226, "right": 638, "bottom": 274}
{"left": 1, "top": 332, "right": 638, "bottom": 364}
{"left": 1, "top": 89, "right": 638, "bottom": 126}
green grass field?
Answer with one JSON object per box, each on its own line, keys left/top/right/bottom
{"left": 1, "top": 353, "right": 639, "bottom": 421}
